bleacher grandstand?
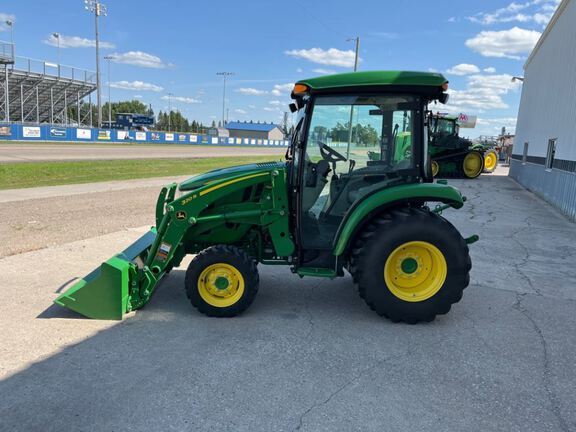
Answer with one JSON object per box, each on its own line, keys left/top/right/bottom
{"left": 0, "top": 41, "right": 97, "bottom": 126}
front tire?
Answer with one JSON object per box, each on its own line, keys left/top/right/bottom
{"left": 185, "top": 245, "right": 259, "bottom": 317}
{"left": 483, "top": 149, "right": 498, "bottom": 173}
{"left": 350, "top": 208, "right": 471, "bottom": 323}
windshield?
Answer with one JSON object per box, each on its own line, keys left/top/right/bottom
{"left": 435, "top": 118, "right": 456, "bottom": 135}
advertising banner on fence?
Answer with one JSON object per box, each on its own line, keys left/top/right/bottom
{"left": 165, "top": 133, "right": 174, "bottom": 141}
{"left": 98, "top": 130, "right": 111, "bottom": 140}
{"left": 135, "top": 132, "right": 146, "bottom": 141}
{"left": 0, "top": 126, "right": 11, "bottom": 136}
{"left": 76, "top": 129, "right": 91, "bottom": 140}
{"left": 190, "top": 135, "right": 198, "bottom": 143}
{"left": 211, "top": 137, "right": 218, "bottom": 144}
{"left": 151, "top": 132, "right": 160, "bottom": 141}
{"left": 23, "top": 126, "right": 41, "bottom": 138}
{"left": 50, "top": 127, "right": 66, "bottom": 138}
{"left": 117, "top": 131, "right": 130, "bottom": 140}
{"left": 179, "top": 134, "right": 187, "bottom": 142}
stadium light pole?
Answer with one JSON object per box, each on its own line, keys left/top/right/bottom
{"left": 84, "top": 0, "right": 107, "bottom": 129}
{"left": 216, "top": 72, "right": 234, "bottom": 127}
{"left": 104, "top": 55, "right": 114, "bottom": 125}
{"left": 52, "top": 33, "right": 61, "bottom": 65}
{"left": 5, "top": 20, "right": 13, "bottom": 44}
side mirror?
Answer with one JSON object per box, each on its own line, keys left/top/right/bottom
{"left": 438, "top": 93, "right": 449, "bottom": 104}
{"left": 289, "top": 103, "right": 298, "bottom": 113}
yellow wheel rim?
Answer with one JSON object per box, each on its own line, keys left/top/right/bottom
{"left": 384, "top": 241, "right": 447, "bottom": 302}
{"left": 463, "top": 152, "right": 483, "bottom": 178}
{"left": 198, "top": 263, "right": 245, "bottom": 308}
{"left": 431, "top": 160, "right": 439, "bottom": 177}
{"left": 484, "top": 152, "right": 497, "bottom": 171}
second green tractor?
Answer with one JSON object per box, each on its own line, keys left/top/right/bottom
{"left": 55, "top": 71, "right": 477, "bottom": 324}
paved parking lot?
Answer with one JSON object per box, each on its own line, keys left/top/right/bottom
{"left": 1, "top": 167, "right": 575, "bottom": 432}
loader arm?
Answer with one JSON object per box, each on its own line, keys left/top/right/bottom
{"left": 56, "top": 168, "right": 294, "bottom": 320}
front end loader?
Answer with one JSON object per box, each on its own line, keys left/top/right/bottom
{"left": 56, "top": 71, "right": 478, "bottom": 324}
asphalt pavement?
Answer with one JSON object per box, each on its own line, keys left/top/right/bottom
{"left": 0, "top": 166, "right": 575, "bottom": 432}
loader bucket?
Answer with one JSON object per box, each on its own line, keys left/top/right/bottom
{"left": 54, "top": 229, "right": 157, "bottom": 320}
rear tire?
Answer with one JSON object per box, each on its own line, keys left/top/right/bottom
{"left": 185, "top": 245, "right": 259, "bottom": 317}
{"left": 462, "top": 151, "right": 484, "bottom": 179}
{"left": 350, "top": 208, "right": 471, "bottom": 323}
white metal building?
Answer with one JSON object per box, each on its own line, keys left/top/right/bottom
{"left": 510, "top": 0, "right": 576, "bottom": 221}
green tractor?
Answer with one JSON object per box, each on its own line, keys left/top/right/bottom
{"left": 430, "top": 113, "right": 498, "bottom": 178}
{"left": 55, "top": 71, "right": 477, "bottom": 324}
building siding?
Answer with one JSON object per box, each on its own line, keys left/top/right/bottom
{"left": 511, "top": 0, "right": 576, "bottom": 221}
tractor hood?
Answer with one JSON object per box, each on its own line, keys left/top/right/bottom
{"left": 179, "top": 161, "right": 286, "bottom": 191}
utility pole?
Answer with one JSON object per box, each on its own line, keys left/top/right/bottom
{"left": 167, "top": 92, "right": 172, "bottom": 132}
{"left": 347, "top": 36, "right": 360, "bottom": 71}
{"left": 216, "top": 72, "right": 234, "bottom": 128}
{"left": 5, "top": 20, "right": 14, "bottom": 56}
{"left": 104, "top": 55, "right": 114, "bottom": 126}
{"left": 84, "top": 0, "right": 107, "bottom": 129}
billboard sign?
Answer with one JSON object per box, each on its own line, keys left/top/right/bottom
{"left": 135, "top": 131, "right": 146, "bottom": 141}
{"left": 98, "top": 130, "right": 111, "bottom": 140}
{"left": 151, "top": 132, "right": 160, "bottom": 141}
{"left": 165, "top": 133, "right": 174, "bottom": 141}
{"left": 0, "top": 126, "right": 12, "bottom": 136}
{"left": 76, "top": 128, "right": 91, "bottom": 139}
{"left": 50, "top": 127, "right": 66, "bottom": 138}
{"left": 457, "top": 113, "right": 477, "bottom": 128}
{"left": 23, "top": 126, "right": 41, "bottom": 138}
{"left": 189, "top": 135, "right": 198, "bottom": 143}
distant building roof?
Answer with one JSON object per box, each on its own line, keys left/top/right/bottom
{"left": 225, "top": 121, "right": 280, "bottom": 132}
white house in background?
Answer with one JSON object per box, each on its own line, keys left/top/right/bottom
{"left": 509, "top": 0, "right": 576, "bottom": 221}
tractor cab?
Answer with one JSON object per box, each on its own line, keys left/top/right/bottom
{"left": 286, "top": 71, "right": 450, "bottom": 269}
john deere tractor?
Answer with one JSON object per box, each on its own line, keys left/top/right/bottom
{"left": 430, "top": 114, "right": 498, "bottom": 178}
{"left": 55, "top": 71, "right": 477, "bottom": 324}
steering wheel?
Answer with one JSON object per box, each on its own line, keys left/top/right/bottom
{"left": 319, "top": 142, "right": 347, "bottom": 163}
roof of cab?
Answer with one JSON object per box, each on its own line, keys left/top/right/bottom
{"left": 296, "top": 71, "right": 448, "bottom": 91}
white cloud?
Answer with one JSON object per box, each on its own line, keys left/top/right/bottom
{"left": 445, "top": 74, "right": 521, "bottom": 113}
{"left": 271, "top": 83, "right": 293, "bottom": 96}
{"left": 0, "top": 13, "right": 15, "bottom": 32}
{"left": 133, "top": 94, "right": 143, "bottom": 99}
{"left": 296, "top": 68, "right": 303, "bottom": 73}
{"left": 109, "top": 80, "right": 163, "bottom": 92}
{"left": 465, "top": 27, "right": 541, "bottom": 59}
{"left": 467, "top": 0, "right": 559, "bottom": 26}
{"left": 161, "top": 95, "right": 201, "bottom": 104}
{"left": 109, "top": 51, "right": 170, "bottom": 69}
{"left": 312, "top": 68, "right": 337, "bottom": 75}
{"left": 43, "top": 33, "right": 115, "bottom": 49}
{"left": 268, "top": 100, "right": 283, "bottom": 106}
{"left": 446, "top": 63, "right": 481, "bottom": 76}
{"left": 248, "top": 104, "right": 256, "bottom": 109}
{"left": 234, "top": 109, "right": 247, "bottom": 115}
{"left": 235, "top": 87, "right": 268, "bottom": 96}
{"left": 483, "top": 67, "right": 497, "bottom": 73}
{"left": 264, "top": 107, "right": 280, "bottom": 112}
{"left": 285, "top": 47, "right": 356, "bottom": 67}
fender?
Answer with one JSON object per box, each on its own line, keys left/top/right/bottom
{"left": 332, "top": 182, "right": 464, "bottom": 256}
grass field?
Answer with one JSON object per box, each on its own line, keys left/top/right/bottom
{"left": 0, "top": 156, "right": 281, "bottom": 190}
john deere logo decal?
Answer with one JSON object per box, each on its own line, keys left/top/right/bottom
{"left": 176, "top": 211, "right": 187, "bottom": 220}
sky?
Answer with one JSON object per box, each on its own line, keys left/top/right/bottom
{"left": 0, "top": 0, "right": 562, "bottom": 137}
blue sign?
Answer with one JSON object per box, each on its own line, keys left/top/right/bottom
{"left": 50, "top": 127, "right": 66, "bottom": 137}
